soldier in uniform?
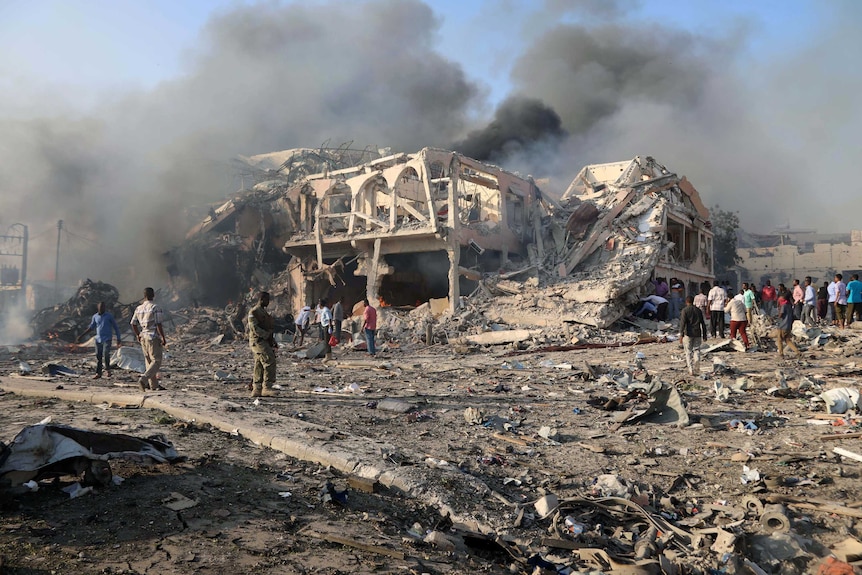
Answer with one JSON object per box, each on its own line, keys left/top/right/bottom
{"left": 248, "top": 291, "right": 278, "bottom": 397}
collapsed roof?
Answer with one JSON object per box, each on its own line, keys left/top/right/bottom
{"left": 508, "top": 155, "right": 715, "bottom": 328}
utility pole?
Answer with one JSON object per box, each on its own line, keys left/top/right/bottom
{"left": 55, "top": 219, "right": 63, "bottom": 300}
{"left": 20, "top": 224, "right": 28, "bottom": 295}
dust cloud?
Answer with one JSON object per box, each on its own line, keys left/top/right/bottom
{"left": 0, "top": 0, "right": 859, "bottom": 300}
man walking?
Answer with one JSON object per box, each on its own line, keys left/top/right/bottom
{"left": 77, "top": 302, "right": 123, "bottom": 379}
{"left": 724, "top": 293, "right": 751, "bottom": 349}
{"left": 802, "top": 277, "right": 817, "bottom": 326}
{"left": 248, "top": 291, "right": 278, "bottom": 397}
{"left": 707, "top": 281, "right": 727, "bottom": 338}
{"left": 669, "top": 277, "right": 685, "bottom": 320}
{"left": 827, "top": 277, "right": 839, "bottom": 326}
{"left": 847, "top": 274, "right": 862, "bottom": 327}
{"left": 292, "top": 304, "right": 312, "bottom": 346}
{"left": 131, "top": 287, "right": 167, "bottom": 391}
{"left": 361, "top": 298, "right": 377, "bottom": 356}
{"left": 679, "top": 296, "right": 707, "bottom": 376}
{"left": 693, "top": 286, "right": 709, "bottom": 320}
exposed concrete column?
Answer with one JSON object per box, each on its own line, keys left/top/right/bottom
{"left": 447, "top": 245, "right": 460, "bottom": 313}
{"left": 366, "top": 238, "right": 383, "bottom": 304}
{"left": 447, "top": 155, "right": 461, "bottom": 313}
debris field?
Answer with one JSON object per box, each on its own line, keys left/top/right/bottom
{"left": 3, "top": 307, "right": 862, "bottom": 575}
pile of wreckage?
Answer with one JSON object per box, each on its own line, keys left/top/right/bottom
{"left": 165, "top": 148, "right": 713, "bottom": 340}
{"left": 22, "top": 152, "right": 718, "bottom": 356}
{"left": 29, "top": 279, "right": 130, "bottom": 342}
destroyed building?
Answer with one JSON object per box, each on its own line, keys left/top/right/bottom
{"left": 170, "top": 150, "right": 713, "bottom": 329}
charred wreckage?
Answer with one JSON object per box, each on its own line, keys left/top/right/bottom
{"left": 165, "top": 146, "right": 714, "bottom": 329}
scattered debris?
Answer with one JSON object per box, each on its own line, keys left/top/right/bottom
{"left": 0, "top": 424, "right": 182, "bottom": 488}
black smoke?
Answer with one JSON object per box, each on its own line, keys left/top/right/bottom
{"left": 452, "top": 96, "right": 567, "bottom": 162}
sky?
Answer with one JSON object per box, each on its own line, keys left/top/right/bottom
{"left": 0, "top": 0, "right": 859, "bottom": 292}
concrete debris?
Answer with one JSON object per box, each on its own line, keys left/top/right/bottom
{"left": 819, "top": 387, "right": 862, "bottom": 414}
{"left": 461, "top": 329, "right": 539, "bottom": 346}
{"left": 4, "top": 316, "right": 862, "bottom": 574}
{"left": 30, "top": 279, "right": 126, "bottom": 342}
{"left": 159, "top": 151, "right": 713, "bottom": 342}
{"left": 614, "top": 380, "right": 690, "bottom": 427}
{"left": 9, "top": 147, "right": 862, "bottom": 573}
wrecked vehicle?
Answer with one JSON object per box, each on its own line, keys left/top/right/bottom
{"left": 0, "top": 424, "right": 182, "bottom": 488}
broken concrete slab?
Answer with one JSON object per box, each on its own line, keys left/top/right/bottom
{"left": 461, "top": 329, "right": 540, "bottom": 346}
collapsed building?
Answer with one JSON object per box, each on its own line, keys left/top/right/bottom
{"left": 168, "top": 148, "right": 714, "bottom": 329}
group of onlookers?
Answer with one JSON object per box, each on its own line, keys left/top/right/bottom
{"left": 673, "top": 273, "right": 862, "bottom": 376}
{"left": 757, "top": 274, "right": 862, "bottom": 329}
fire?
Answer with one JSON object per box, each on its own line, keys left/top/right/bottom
{"left": 378, "top": 296, "right": 391, "bottom": 307}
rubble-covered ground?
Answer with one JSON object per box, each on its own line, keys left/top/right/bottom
{"left": 3, "top": 312, "right": 862, "bottom": 574}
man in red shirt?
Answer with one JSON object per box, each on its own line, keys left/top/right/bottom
{"left": 761, "top": 280, "right": 777, "bottom": 317}
{"left": 361, "top": 298, "right": 378, "bottom": 356}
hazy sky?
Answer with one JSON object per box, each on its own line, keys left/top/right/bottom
{"left": 0, "top": 0, "right": 859, "bottom": 289}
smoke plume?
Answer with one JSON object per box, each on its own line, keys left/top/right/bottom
{"left": 0, "top": 0, "right": 859, "bottom": 306}
{"left": 453, "top": 96, "right": 567, "bottom": 163}
{"left": 0, "top": 0, "right": 480, "bottom": 299}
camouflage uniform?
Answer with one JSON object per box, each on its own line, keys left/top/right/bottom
{"left": 248, "top": 303, "right": 277, "bottom": 396}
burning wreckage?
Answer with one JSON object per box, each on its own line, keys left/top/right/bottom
{"left": 168, "top": 148, "right": 713, "bottom": 330}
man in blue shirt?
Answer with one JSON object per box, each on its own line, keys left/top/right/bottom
{"left": 847, "top": 273, "right": 862, "bottom": 327}
{"left": 77, "top": 302, "right": 123, "bottom": 379}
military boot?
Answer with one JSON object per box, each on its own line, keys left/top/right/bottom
{"left": 262, "top": 387, "right": 279, "bottom": 397}
{"left": 251, "top": 384, "right": 262, "bottom": 398}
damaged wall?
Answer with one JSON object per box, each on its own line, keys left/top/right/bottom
{"left": 170, "top": 150, "right": 711, "bottom": 331}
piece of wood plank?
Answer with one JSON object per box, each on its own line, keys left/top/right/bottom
{"left": 492, "top": 432, "right": 530, "bottom": 447}
{"left": 820, "top": 433, "right": 862, "bottom": 441}
{"left": 304, "top": 531, "right": 405, "bottom": 559}
{"left": 764, "top": 495, "right": 862, "bottom": 519}
{"left": 834, "top": 447, "right": 862, "bottom": 462}
{"left": 576, "top": 442, "right": 605, "bottom": 454}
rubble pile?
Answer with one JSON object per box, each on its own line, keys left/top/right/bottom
{"left": 5, "top": 306, "right": 862, "bottom": 574}
{"left": 29, "top": 280, "right": 128, "bottom": 342}
{"left": 477, "top": 156, "right": 713, "bottom": 329}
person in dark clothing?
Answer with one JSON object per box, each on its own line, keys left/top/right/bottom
{"left": 679, "top": 296, "right": 708, "bottom": 376}
{"left": 775, "top": 295, "right": 800, "bottom": 358}
{"left": 817, "top": 281, "right": 829, "bottom": 323}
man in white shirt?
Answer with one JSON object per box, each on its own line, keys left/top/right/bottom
{"left": 292, "top": 305, "right": 312, "bottom": 346}
{"left": 828, "top": 278, "right": 839, "bottom": 326}
{"left": 707, "top": 280, "right": 727, "bottom": 338}
{"left": 834, "top": 273, "right": 848, "bottom": 328}
{"left": 802, "top": 277, "right": 817, "bottom": 326}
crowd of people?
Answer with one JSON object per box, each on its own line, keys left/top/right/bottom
{"left": 640, "top": 274, "right": 862, "bottom": 377}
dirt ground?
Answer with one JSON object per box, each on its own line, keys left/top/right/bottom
{"left": 2, "top": 322, "right": 862, "bottom": 574}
